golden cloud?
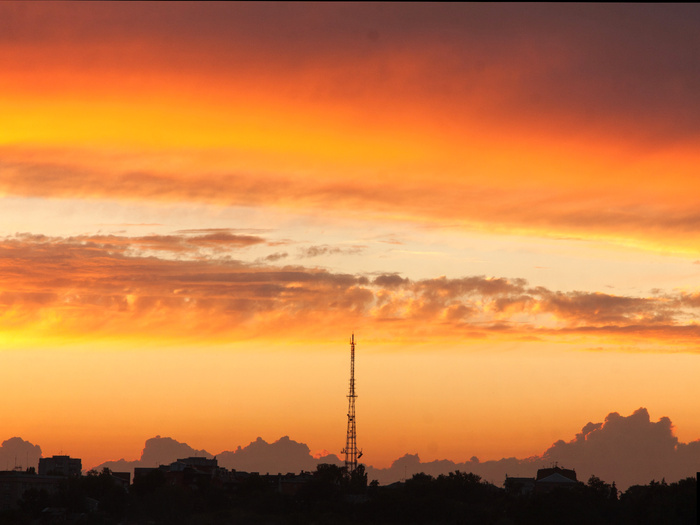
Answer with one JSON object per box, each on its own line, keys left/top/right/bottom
{"left": 0, "top": 234, "right": 698, "bottom": 348}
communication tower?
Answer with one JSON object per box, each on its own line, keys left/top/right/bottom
{"left": 341, "top": 333, "right": 362, "bottom": 472}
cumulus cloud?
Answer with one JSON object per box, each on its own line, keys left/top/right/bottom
{"left": 0, "top": 437, "right": 42, "bottom": 471}
{"left": 541, "top": 408, "right": 679, "bottom": 489}
{"left": 365, "top": 408, "right": 700, "bottom": 490}
{"left": 217, "top": 436, "right": 324, "bottom": 474}
{"left": 139, "top": 436, "right": 213, "bottom": 468}
{"left": 96, "top": 435, "right": 212, "bottom": 473}
{"left": 95, "top": 435, "right": 341, "bottom": 476}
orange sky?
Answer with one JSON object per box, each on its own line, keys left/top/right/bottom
{"left": 1, "top": 2, "right": 700, "bottom": 471}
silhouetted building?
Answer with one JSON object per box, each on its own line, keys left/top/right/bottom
{"left": 110, "top": 471, "right": 131, "bottom": 488}
{"left": 536, "top": 465, "right": 577, "bottom": 482}
{"left": 133, "top": 467, "right": 159, "bottom": 481}
{"left": 535, "top": 465, "right": 578, "bottom": 493}
{"left": 278, "top": 471, "right": 315, "bottom": 496}
{"left": 170, "top": 457, "right": 218, "bottom": 473}
{"left": 505, "top": 465, "right": 579, "bottom": 495}
{"left": 38, "top": 455, "right": 82, "bottom": 477}
{"left": 0, "top": 470, "right": 63, "bottom": 509}
{"left": 135, "top": 457, "right": 220, "bottom": 489}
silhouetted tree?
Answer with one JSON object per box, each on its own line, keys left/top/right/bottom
{"left": 620, "top": 477, "right": 696, "bottom": 525}
{"left": 129, "top": 469, "right": 192, "bottom": 523}
{"left": 349, "top": 464, "right": 368, "bottom": 494}
{"left": 18, "top": 487, "right": 50, "bottom": 519}
{"left": 610, "top": 481, "right": 618, "bottom": 501}
{"left": 79, "top": 468, "right": 128, "bottom": 516}
{"left": 300, "top": 463, "right": 348, "bottom": 503}
{"left": 316, "top": 463, "right": 347, "bottom": 487}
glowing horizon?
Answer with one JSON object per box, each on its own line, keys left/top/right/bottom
{"left": 1, "top": 3, "right": 700, "bottom": 476}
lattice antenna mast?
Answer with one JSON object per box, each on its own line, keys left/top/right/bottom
{"left": 342, "top": 333, "right": 362, "bottom": 472}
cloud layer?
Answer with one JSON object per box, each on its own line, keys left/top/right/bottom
{"left": 0, "top": 233, "right": 697, "bottom": 347}
{"left": 2, "top": 4, "right": 700, "bottom": 253}
{"left": 3, "top": 149, "right": 700, "bottom": 254}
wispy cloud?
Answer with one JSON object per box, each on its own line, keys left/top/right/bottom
{"left": 3, "top": 150, "right": 700, "bottom": 255}
{"left": 262, "top": 252, "right": 288, "bottom": 262}
{"left": 298, "top": 244, "right": 365, "bottom": 258}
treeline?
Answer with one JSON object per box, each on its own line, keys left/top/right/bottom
{"left": 3, "top": 465, "right": 696, "bottom": 524}
{"left": 367, "top": 472, "right": 695, "bottom": 525}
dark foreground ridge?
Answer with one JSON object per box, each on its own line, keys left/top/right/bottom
{"left": 0, "top": 457, "right": 695, "bottom": 524}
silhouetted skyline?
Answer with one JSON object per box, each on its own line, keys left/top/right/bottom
{"left": 1, "top": 407, "right": 697, "bottom": 492}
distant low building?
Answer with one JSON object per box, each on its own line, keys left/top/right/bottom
{"left": 168, "top": 457, "right": 218, "bottom": 473}
{"left": 110, "top": 471, "right": 131, "bottom": 488}
{"left": 535, "top": 466, "right": 577, "bottom": 482}
{"left": 133, "top": 467, "right": 160, "bottom": 480}
{"left": 535, "top": 465, "right": 578, "bottom": 493}
{"left": 0, "top": 470, "right": 64, "bottom": 509}
{"left": 38, "top": 455, "right": 82, "bottom": 477}
{"left": 278, "top": 471, "right": 315, "bottom": 496}
{"left": 132, "top": 457, "right": 315, "bottom": 496}
{"left": 134, "top": 457, "right": 220, "bottom": 489}
{"left": 505, "top": 465, "right": 579, "bottom": 495}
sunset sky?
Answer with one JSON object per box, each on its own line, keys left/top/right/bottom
{"left": 2, "top": 2, "right": 700, "bottom": 471}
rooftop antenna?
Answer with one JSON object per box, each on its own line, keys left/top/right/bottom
{"left": 341, "top": 333, "right": 362, "bottom": 473}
